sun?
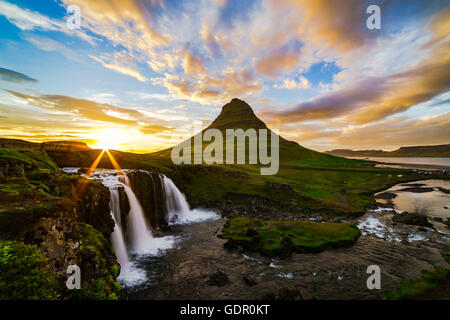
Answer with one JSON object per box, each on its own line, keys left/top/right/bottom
{"left": 89, "top": 129, "right": 129, "bottom": 150}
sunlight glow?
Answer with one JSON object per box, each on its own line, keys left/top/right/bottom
{"left": 88, "top": 128, "right": 133, "bottom": 150}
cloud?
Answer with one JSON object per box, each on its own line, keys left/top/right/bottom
{"left": 24, "top": 35, "right": 83, "bottom": 62}
{"left": 265, "top": 76, "right": 387, "bottom": 123}
{"left": 139, "top": 124, "right": 172, "bottom": 134}
{"left": 274, "top": 77, "right": 310, "bottom": 89}
{"left": 0, "top": 0, "right": 96, "bottom": 43}
{"left": 291, "top": 0, "right": 379, "bottom": 52}
{"left": 332, "top": 113, "right": 450, "bottom": 149}
{"left": 59, "top": 0, "right": 170, "bottom": 50}
{"left": 276, "top": 112, "right": 450, "bottom": 151}
{"left": 265, "top": 23, "right": 450, "bottom": 125}
{"left": 0, "top": 67, "right": 37, "bottom": 83}
{"left": 255, "top": 51, "right": 300, "bottom": 77}
{"left": 0, "top": 1, "right": 63, "bottom": 31}
{"left": 4, "top": 90, "right": 166, "bottom": 128}
{"left": 90, "top": 52, "right": 148, "bottom": 82}
{"left": 182, "top": 49, "right": 207, "bottom": 75}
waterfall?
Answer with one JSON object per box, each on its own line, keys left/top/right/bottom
{"left": 162, "top": 175, "right": 190, "bottom": 223}
{"left": 162, "top": 175, "right": 219, "bottom": 224}
{"left": 109, "top": 188, "right": 144, "bottom": 285}
{"left": 119, "top": 175, "right": 155, "bottom": 254}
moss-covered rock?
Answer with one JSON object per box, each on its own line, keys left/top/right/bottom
{"left": 384, "top": 267, "right": 450, "bottom": 300}
{"left": 220, "top": 217, "right": 361, "bottom": 257}
{"left": 384, "top": 252, "right": 450, "bottom": 300}
{"left": 0, "top": 240, "right": 59, "bottom": 299}
{"left": 72, "top": 223, "right": 121, "bottom": 300}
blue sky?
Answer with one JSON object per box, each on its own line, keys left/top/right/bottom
{"left": 0, "top": 0, "right": 449, "bottom": 152}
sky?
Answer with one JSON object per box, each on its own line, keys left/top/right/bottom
{"left": 0, "top": 0, "right": 449, "bottom": 153}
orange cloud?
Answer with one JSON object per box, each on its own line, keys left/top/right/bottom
{"left": 255, "top": 52, "right": 300, "bottom": 77}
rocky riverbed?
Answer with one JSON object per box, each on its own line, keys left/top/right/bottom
{"left": 124, "top": 208, "right": 449, "bottom": 300}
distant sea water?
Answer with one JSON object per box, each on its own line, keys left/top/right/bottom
{"left": 347, "top": 157, "right": 450, "bottom": 170}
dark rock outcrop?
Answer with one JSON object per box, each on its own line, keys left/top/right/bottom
{"left": 75, "top": 181, "right": 114, "bottom": 236}
{"left": 393, "top": 213, "right": 433, "bottom": 228}
{"left": 118, "top": 187, "right": 130, "bottom": 231}
{"left": 207, "top": 271, "right": 230, "bottom": 287}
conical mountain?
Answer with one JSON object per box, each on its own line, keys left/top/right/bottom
{"left": 157, "top": 98, "right": 336, "bottom": 164}
{"left": 206, "top": 98, "right": 267, "bottom": 131}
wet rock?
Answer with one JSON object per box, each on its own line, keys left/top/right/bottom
{"left": 242, "top": 274, "right": 257, "bottom": 287}
{"left": 375, "top": 192, "right": 397, "bottom": 200}
{"left": 207, "top": 271, "right": 230, "bottom": 287}
{"left": 118, "top": 187, "right": 130, "bottom": 230}
{"left": 393, "top": 213, "right": 433, "bottom": 228}
{"left": 263, "top": 286, "right": 315, "bottom": 300}
{"left": 75, "top": 181, "right": 114, "bottom": 236}
{"left": 437, "top": 187, "right": 450, "bottom": 194}
{"left": 398, "top": 187, "right": 434, "bottom": 193}
{"left": 265, "top": 182, "right": 293, "bottom": 193}
{"left": 279, "top": 235, "right": 294, "bottom": 257}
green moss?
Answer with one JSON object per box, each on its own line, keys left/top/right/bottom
{"left": 442, "top": 253, "right": 450, "bottom": 264}
{"left": 0, "top": 203, "right": 57, "bottom": 237}
{"left": 220, "top": 217, "right": 361, "bottom": 257}
{"left": 0, "top": 148, "right": 57, "bottom": 170}
{"left": 0, "top": 177, "right": 49, "bottom": 197}
{"left": 0, "top": 240, "right": 59, "bottom": 300}
{"left": 72, "top": 224, "right": 121, "bottom": 300}
{"left": 383, "top": 267, "right": 450, "bottom": 300}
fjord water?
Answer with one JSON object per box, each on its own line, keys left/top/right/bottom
{"left": 348, "top": 157, "right": 450, "bottom": 169}
{"left": 376, "top": 179, "right": 450, "bottom": 232}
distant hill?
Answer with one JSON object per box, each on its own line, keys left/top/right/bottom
{"left": 0, "top": 138, "right": 90, "bottom": 152}
{"left": 326, "top": 144, "right": 450, "bottom": 157}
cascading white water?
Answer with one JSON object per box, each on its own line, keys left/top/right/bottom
{"left": 110, "top": 188, "right": 122, "bottom": 228}
{"left": 162, "top": 175, "right": 219, "bottom": 224}
{"left": 163, "top": 175, "right": 190, "bottom": 223}
{"left": 119, "top": 174, "right": 175, "bottom": 256}
{"left": 109, "top": 187, "right": 144, "bottom": 285}
{"left": 119, "top": 175, "right": 155, "bottom": 254}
